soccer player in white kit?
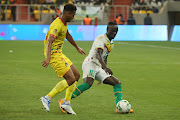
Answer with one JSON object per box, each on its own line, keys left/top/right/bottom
{"left": 59, "top": 22, "right": 133, "bottom": 113}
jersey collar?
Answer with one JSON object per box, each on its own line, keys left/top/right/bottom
{"left": 104, "top": 34, "right": 113, "bottom": 43}
{"left": 59, "top": 17, "right": 67, "bottom": 26}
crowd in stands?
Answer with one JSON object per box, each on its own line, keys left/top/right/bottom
{"left": 131, "top": 0, "right": 163, "bottom": 13}
{"left": 75, "top": 0, "right": 111, "bottom": 5}
{"left": 0, "top": 0, "right": 17, "bottom": 21}
{"left": 27, "top": 0, "right": 71, "bottom": 5}
{"left": 1, "top": 0, "right": 175, "bottom": 23}
{"left": 0, "top": 0, "right": 112, "bottom": 21}
{"left": 26, "top": 0, "right": 111, "bottom": 5}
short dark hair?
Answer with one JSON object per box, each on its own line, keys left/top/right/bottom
{"left": 108, "top": 22, "right": 117, "bottom": 26}
{"left": 63, "top": 3, "right": 77, "bottom": 12}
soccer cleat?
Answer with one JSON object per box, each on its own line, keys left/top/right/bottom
{"left": 58, "top": 99, "right": 66, "bottom": 114}
{"left": 60, "top": 102, "right": 76, "bottom": 115}
{"left": 115, "top": 109, "right": 134, "bottom": 113}
{"left": 129, "top": 109, "right": 134, "bottom": 113}
{"left": 116, "top": 109, "right": 118, "bottom": 113}
{"left": 40, "top": 96, "right": 51, "bottom": 112}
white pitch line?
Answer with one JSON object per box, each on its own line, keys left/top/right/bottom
{"left": 108, "top": 61, "right": 180, "bottom": 65}
{"left": 117, "top": 42, "right": 180, "bottom": 50}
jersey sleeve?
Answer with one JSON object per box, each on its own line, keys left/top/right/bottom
{"left": 49, "top": 22, "right": 61, "bottom": 39}
{"left": 94, "top": 36, "right": 105, "bottom": 50}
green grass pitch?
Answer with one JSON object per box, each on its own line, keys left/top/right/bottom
{"left": 0, "top": 41, "right": 180, "bottom": 120}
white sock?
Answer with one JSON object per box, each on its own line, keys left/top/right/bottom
{"left": 65, "top": 100, "right": 70, "bottom": 104}
{"left": 45, "top": 95, "right": 52, "bottom": 100}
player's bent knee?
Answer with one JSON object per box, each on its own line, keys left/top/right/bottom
{"left": 116, "top": 80, "right": 121, "bottom": 85}
{"left": 83, "top": 77, "right": 94, "bottom": 87}
{"left": 113, "top": 77, "right": 121, "bottom": 85}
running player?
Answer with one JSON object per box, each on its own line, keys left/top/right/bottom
{"left": 40, "top": 4, "right": 86, "bottom": 115}
{"left": 59, "top": 22, "right": 133, "bottom": 113}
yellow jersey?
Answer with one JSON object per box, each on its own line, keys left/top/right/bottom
{"left": 44, "top": 17, "right": 68, "bottom": 57}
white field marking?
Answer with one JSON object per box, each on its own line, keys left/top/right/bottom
{"left": 0, "top": 60, "right": 180, "bottom": 65}
{"left": 117, "top": 42, "right": 180, "bottom": 50}
{"left": 107, "top": 61, "right": 180, "bottom": 65}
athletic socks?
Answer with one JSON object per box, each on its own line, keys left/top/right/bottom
{"left": 114, "top": 84, "right": 123, "bottom": 104}
{"left": 65, "top": 81, "right": 77, "bottom": 101}
{"left": 70, "top": 82, "right": 122, "bottom": 105}
{"left": 45, "top": 95, "right": 52, "bottom": 100}
{"left": 71, "top": 83, "right": 90, "bottom": 99}
{"left": 48, "top": 80, "right": 69, "bottom": 98}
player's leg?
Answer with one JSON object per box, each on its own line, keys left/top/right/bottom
{"left": 48, "top": 69, "right": 75, "bottom": 98}
{"left": 58, "top": 55, "right": 79, "bottom": 115}
{"left": 103, "top": 76, "right": 133, "bottom": 113}
{"left": 95, "top": 68, "right": 123, "bottom": 106}
{"left": 71, "top": 77, "right": 94, "bottom": 99}
{"left": 71, "top": 62, "right": 96, "bottom": 99}
{"left": 59, "top": 64, "right": 79, "bottom": 114}
{"left": 40, "top": 68, "right": 75, "bottom": 112}
{"left": 64, "top": 64, "right": 79, "bottom": 102}
{"left": 59, "top": 68, "right": 77, "bottom": 115}
{"left": 59, "top": 76, "right": 93, "bottom": 114}
{"left": 40, "top": 54, "right": 74, "bottom": 112}
{"left": 103, "top": 76, "right": 122, "bottom": 104}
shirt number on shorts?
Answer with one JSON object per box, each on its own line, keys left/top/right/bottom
{"left": 89, "top": 70, "right": 95, "bottom": 77}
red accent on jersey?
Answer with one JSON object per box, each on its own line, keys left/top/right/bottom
{"left": 105, "top": 45, "right": 110, "bottom": 52}
{"left": 49, "top": 34, "right": 57, "bottom": 39}
{"left": 45, "top": 35, "right": 48, "bottom": 40}
{"left": 59, "top": 18, "right": 67, "bottom": 26}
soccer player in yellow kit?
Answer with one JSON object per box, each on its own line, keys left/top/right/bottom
{"left": 40, "top": 4, "right": 86, "bottom": 115}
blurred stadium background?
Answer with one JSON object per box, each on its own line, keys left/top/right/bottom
{"left": 0, "top": 0, "right": 180, "bottom": 41}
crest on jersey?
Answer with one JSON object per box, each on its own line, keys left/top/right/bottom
{"left": 54, "top": 29, "right": 57, "bottom": 33}
{"left": 65, "top": 62, "right": 69, "bottom": 67}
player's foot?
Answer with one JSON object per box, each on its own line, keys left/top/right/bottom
{"left": 129, "top": 109, "right": 134, "bottom": 113}
{"left": 58, "top": 99, "right": 66, "bottom": 114}
{"left": 60, "top": 102, "right": 76, "bottom": 115}
{"left": 115, "top": 109, "right": 134, "bottom": 113}
{"left": 40, "top": 96, "right": 51, "bottom": 112}
{"left": 115, "top": 109, "right": 118, "bottom": 113}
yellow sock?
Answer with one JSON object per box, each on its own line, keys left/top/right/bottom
{"left": 65, "top": 81, "right": 77, "bottom": 101}
{"left": 48, "top": 80, "right": 69, "bottom": 98}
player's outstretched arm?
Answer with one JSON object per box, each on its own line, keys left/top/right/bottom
{"left": 97, "top": 49, "right": 113, "bottom": 75}
{"left": 41, "top": 35, "right": 55, "bottom": 68}
{"left": 66, "top": 30, "right": 86, "bottom": 55}
{"left": 104, "top": 56, "right": 107, "bottom": 65}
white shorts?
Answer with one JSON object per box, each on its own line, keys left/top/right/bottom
{"left": 82, "top": 61, "right": 111, "bottom": 82}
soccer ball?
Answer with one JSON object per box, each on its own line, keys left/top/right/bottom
{"left": 116, "top": 100, "right": 131, "bottom": 113}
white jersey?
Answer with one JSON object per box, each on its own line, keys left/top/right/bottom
{"left": 83, "top": 34, "right": 114, "bottom": 67}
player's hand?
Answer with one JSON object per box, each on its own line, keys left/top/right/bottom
{"left": 41, "top": 58, "right": 50, "bottom": 68}
{"left": 77, "top": 47, "right": 86, "bottom": 55}
{"left": 104, "top": 67, "right": 113, "bottom": 75}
